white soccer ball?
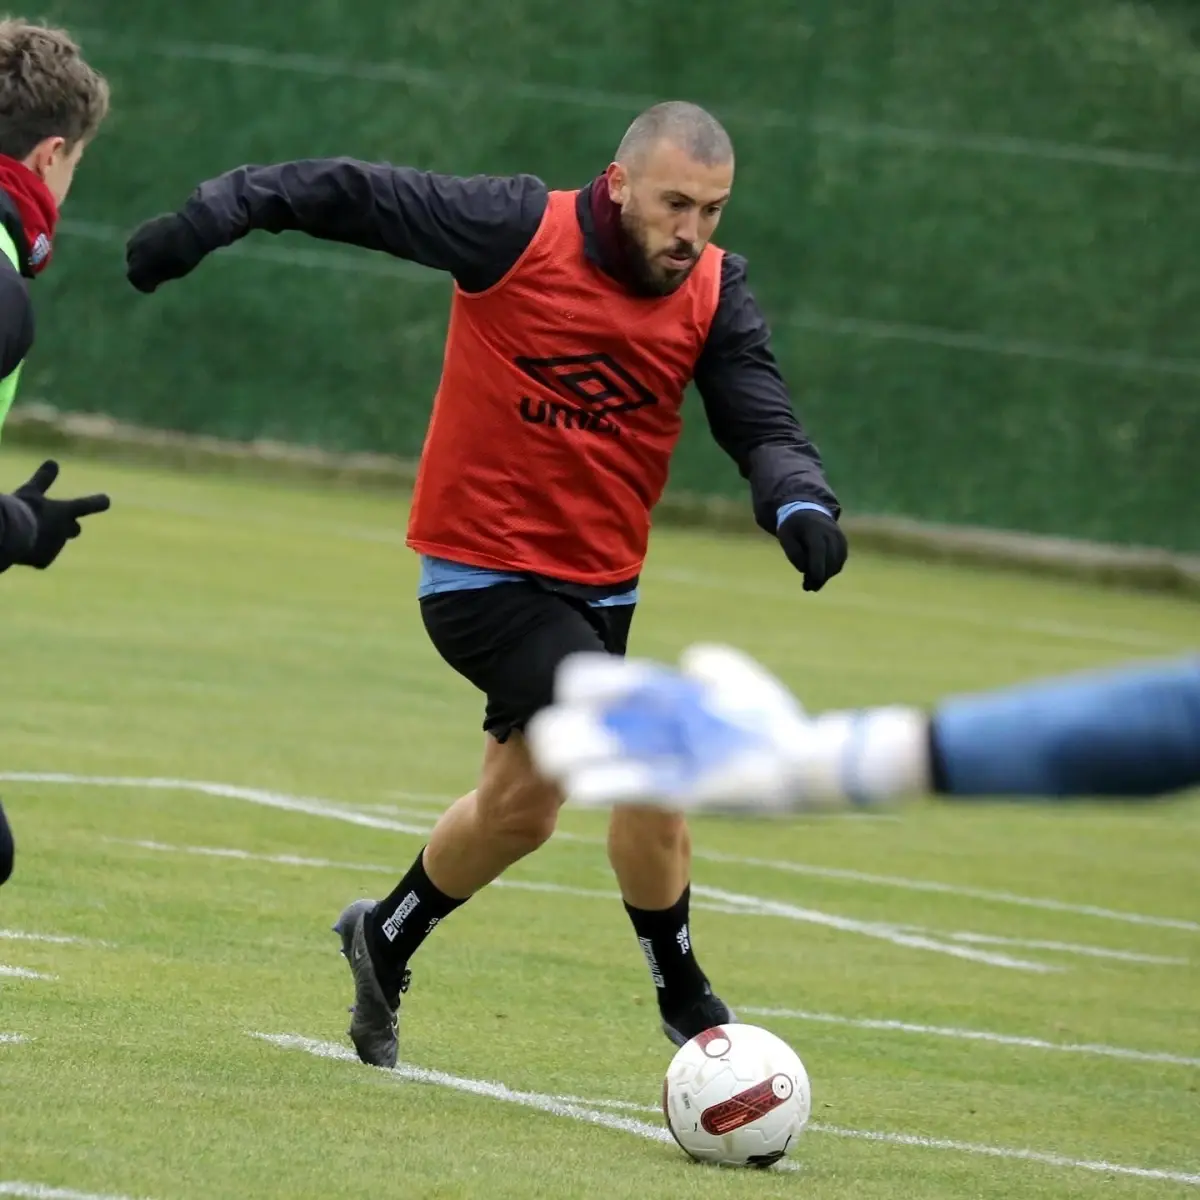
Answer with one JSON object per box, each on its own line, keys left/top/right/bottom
{"left": 661, "top": 1023, "right": 811, "bottom": 1168}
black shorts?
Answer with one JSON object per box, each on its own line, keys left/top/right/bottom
{"left": 420, "top": 582, "right": 635, "bottom": 742}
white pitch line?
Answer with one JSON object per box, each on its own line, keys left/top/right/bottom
{"left": 692, "top": 885, "right": 1057, "bottom": 973}
{"left": 934, "top": 930, "right": 1186, "bottom": 966}
{"left": 359, "top": 803, "right": 446, "bottom": 820}
{"left": 686, "top": 846, "right": 1200, "bottom": 934}
{"left": 9, "top": 772, "right": 1196, "bottom": 934}
{"left": 0, "top": 929, "right": 99, "bottom": 947}
{"left": 804, "top": 1125, "right": 1200, "bottom": 1187}
{"left": 0, "top": 1033, "right": 28, "bottom": 1045}
{"left": 257, "top": 1032, "right": 1200, "bottom": 1186}
{"left": 0, "top": 773, "right": 433, "bottom": 836}
{"left": 740, "top": 1008, "right": 1200, "bottom": 1069}
{"left": 114, "top": 837, "right": 1050, "bottom": 972}
{"left": 0, "top": 1186, "right": 153, "bottom": 1200}
{"left": 249, "top": 1032, "right": 680, "bottom": 1148}
{"left": 0, "top": 965, "right": 57, "bottom": 981}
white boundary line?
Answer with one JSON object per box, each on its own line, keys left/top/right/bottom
{"left": 10, "top": 772, "right": 1194, "bottom": 934}
{"left": 255, "top": 1032, "right": 1200, "bottom": 1186}
{"left": 807, "top": 1126, "right": 1200, "bottom": 1186}
{"left": 110, "top": 836, "right": 1052, "bottom": 973}
{"left": 739, "top": 1008, "right": 1200, "bottom": 1070}
{"left": 902, "top": 928, "right": 1186, "bottom": 966}
{"left": 0, "top": 773, "right": 432, "bottom": 836}
{"left": 117, "top": 836, "right": 1185, "bottom": 971}
{"left": 689, "top": 884, "right": 1057, "bottom": 973}
{"left": 0, "top": 1033, "right": 28, "bottom": 1045}
{"left": 250, "top": 1032, "right": 680, "bottom": 1147}
{"left": 0, "top": 966, "right": 56, "bottom": 981}
{"left": 0, "top": 929, "right": 103, "bottom": 947}
{"left": 685, "top": 846, "right": 1200, "bottom": 934}
{"left": 0, "top": 1186, "right": 152, "bottom": 1200}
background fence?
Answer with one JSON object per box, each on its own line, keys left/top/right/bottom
{"left": 24, "top": 0, "right": 1200, "bottom": 552}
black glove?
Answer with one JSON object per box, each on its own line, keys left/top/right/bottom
{"left": 0, "top": 489, "right": 37, "bottom": 567}
{"left": 8, "top": 460, "right": 111, "bottom": 570}
{"left": 0, "top": 799, "right": 13, "bottom": 886}
{"left": 778, "top": 506, "right": 848, "bottom": 592}
{"left": 125, "top": 211, "right": 209, "bottom": 293}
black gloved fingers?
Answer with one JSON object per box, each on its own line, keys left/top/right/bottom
{"left": 15, "top": 459, "right": 58, "bottom": 500}
{"left": 64, "top": 493, "right": 111, "bottom": 519}
{"left": 803, "top": 536, "right": 829, "bottom": 592}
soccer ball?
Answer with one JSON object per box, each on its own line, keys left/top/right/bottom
{"left": 661, "top": 1023, "right": 811, "bottom": 1168}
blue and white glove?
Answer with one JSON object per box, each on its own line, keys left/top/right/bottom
{"left": 527, "top": 645, "right": 820, "bottom": 812}
{"left": 528, "top": 644, "right": 927, "bottom": 813}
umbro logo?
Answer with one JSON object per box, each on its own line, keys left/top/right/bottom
{"left": 514, "top": 353, "right": 659, "bottom": 439}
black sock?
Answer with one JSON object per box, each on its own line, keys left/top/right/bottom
{"left": 366, "top": 847, "right": 465, "bottom": 985}
{"left": 625, "top": 884, "right": 710, "bottom": 1015}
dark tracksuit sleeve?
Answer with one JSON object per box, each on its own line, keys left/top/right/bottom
{"left": 179, "top": 158, "right": 549, "bottom": 293}
{"left": 0, "top": 259, "right": 36, "bottom": 565}
{"left": 693, "top": 253, "right": 840, "bottom": 535}
{"left": 0, "top": 800, "right": 12, "bottom": 885}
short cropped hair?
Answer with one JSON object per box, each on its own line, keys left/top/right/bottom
{"left": 0, "top": 19, "right": 109, "bottom": 159}
{"left": 615, "top": 101, "right": 733, "bottom": 168}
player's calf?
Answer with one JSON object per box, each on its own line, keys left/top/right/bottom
{"left": 608, "top": 808, "right": 735, "bottom": 1045}
{"left": 422, "top": 732, "right": 562, "bottom": 899}
{"left": 334, "top": 734, "right": 563, "bottom": 1063}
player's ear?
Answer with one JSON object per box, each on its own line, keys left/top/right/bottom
{"left": 605, "top": 162, "right": 630, "bottom": 206}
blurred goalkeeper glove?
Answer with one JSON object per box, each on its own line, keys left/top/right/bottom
{"left": 527, "top": 644, "right": 926, "bottom": 815}
{"left": 527, "top": 645, "right": 815, "bottom": 813}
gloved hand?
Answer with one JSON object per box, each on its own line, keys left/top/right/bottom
{"left": 778, "top": 507, "right": 848, "bottom": 592}
{"left": 527, "top": 644, "right": 820, "bottom": 814}
{"left": 528, "top": 644, "right": 917, "bottom": 815}
{"left": 0, "top": 798, "right": 13, "bottom": 886}
{"left": 125, "top": 211, "right": 209, "bottom": 293}
{"left": 5, "top": 460, "right": 110, "bottom": 570}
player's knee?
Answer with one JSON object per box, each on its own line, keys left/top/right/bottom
{"left": 480, "top": 780, "right": 559, "bottom": 850}
{"left": 608, "top": 806, "right": 689, "bottom": 858}
{"left": 478, "top": 741, "right": 561, "bottom": 852}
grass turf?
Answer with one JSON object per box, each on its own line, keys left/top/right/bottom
{"left": 0, "top": 448, "right": 1196, "bottom": 1199}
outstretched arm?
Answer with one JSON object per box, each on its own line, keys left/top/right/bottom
{"left": 126, "top": 161, "right": 549, "bottom": 294}
{"left": 528, "top": 648, "right": 1200, "bottom": 811}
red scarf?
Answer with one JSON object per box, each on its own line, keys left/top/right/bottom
{"left": 588, "top": 172, "right": 642, "bottom": 291}
{"left": 0, "top": 155, "right": 59, "bottom": 275}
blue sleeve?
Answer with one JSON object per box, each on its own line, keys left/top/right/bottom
{"left": 931, "top": 655, "right": 1200, "bottom": 798}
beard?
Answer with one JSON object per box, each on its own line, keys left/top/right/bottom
{"left": 618, "top": 204, "right": 699, "bottom": 296}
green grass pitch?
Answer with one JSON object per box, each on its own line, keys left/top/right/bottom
{"left": 0, "top": 447, "right": 1196, "bottom": 1199}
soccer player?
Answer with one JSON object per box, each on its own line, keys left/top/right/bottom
{"left": 124, "top": 102, "right": 848, "bottom": 1065}
{"left": 526, "top": 644, "right": 1200, "bottom": 811}
{"left": 0, "top": 19, "right": 113, "bottom": 888}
